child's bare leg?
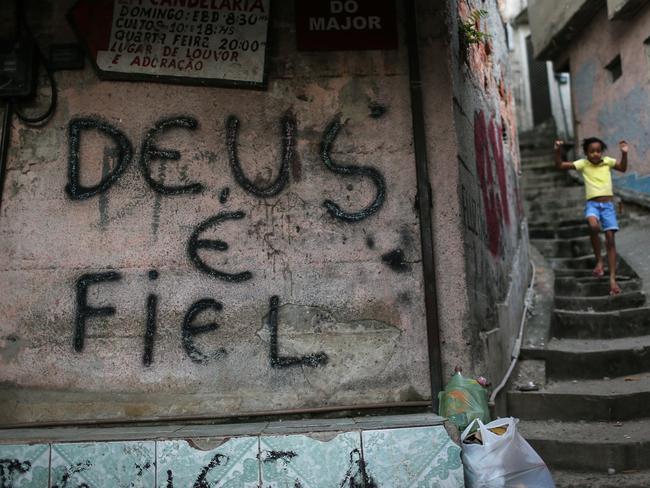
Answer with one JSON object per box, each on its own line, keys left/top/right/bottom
{"left": 587, "top": 216, "right": 604, "bottom": 276}
{"left": 605, "top": 230, "right": 620, "bottom": 294}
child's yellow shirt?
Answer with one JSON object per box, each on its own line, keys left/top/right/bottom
{"left": 573, "top": 157, "right": 617, "bottom": 200}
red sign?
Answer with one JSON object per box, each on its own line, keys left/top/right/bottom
{"left": 296, "top": 0, "right": 397, "bottom": 51}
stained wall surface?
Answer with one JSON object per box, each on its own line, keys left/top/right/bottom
{"left": 567, "top": 5, "right": 650, "bottom": 177}
{"left": 447, "top": 0, "right": 530, "bottom": 388}
{"left": 0, "top": 0, "right": 432, "bottom": 424}
{"left": 0, "top": 0, "right": 529, "bottom": 425}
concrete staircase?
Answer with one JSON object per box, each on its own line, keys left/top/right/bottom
{"left": 507, "top": 146, "right": 650, "bottom": 486}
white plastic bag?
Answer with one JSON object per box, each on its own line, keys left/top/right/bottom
{"left": 461, "top": 417, "right": 555, "bottom": 488}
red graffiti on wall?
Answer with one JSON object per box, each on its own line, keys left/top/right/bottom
{"left": 474, "top": 110, "right": 510, "bottom": 256}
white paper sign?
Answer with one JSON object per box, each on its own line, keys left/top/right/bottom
{"left": 96, "top": 0, "right": 270, "bottom": 85}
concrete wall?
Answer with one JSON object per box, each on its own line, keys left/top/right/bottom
{"left": 0, "top": 0, "right": 529, "bottom": 425}
{"left": 608, "top": 0, "right": 650, "bottom": 19}
{"left": 1, "top": 0, "right": 434, "bottom": 424}
{"left": 547, "top": 69, "right": 574, "bottom": 139}
{"left": 567, "top": 5, "right": 650, "bottom": 177}
{"left": 505, "top": 1, "right": 573, "bottom": 138}
{"left": 507, "top": 22, "right": 535, "bottom": 133}
{"left": 446, "top": 0, "right": 530, "bottom": 397}
{"left": 528, "top": 0, "right": 602, "bottom": 59}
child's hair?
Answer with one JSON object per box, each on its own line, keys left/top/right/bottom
{"left": 582, "top": 137, "right": 608, "bottom": 154}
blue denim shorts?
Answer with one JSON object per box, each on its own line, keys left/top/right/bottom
{"left": 585, "top": 200, "right": 619, "bottom": 232}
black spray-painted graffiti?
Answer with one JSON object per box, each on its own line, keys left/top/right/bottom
{"left": 193, "top": 453, "right": 228, "bottom": 488}
{"left": 139, "top": 116, "right": 204, "bottom": 195}
{"left": 226, "top": 113, "right": 295, "bottom": 198}
{"left": 186, "top": 211, "right": 253, "bottom": 282}
{"left": 74, "top": 272, "right": 121, "bottom": 352}
{"left": 51, "top": 460, "right": 92, "bottom": 488}
{"left": 381, "top": 248, "right": 411, "bottom": 273}
{"left": 7, "top": 449, "right": 377, "bottom": 487}
{"left": 164, "top": 453, "right": 242, "bottom": 488}
{"left": 267, "top": 296, "right": 328, "bottom": 368}
{"left": 68, "top": 113, "right": 397, "bottom": 366}
{"left": 72, "top": 274, "right": 330, "bottom": 368}
{"left": 182, "top": 298, "right": 226, "bottom": 364}
{"left": 219, "top": 187, "right": 230, "bottom": 204}
{"left": 320, "top": 117, "right": 386, "bottom": 222}
{"left": 0, "top": 459, "right": 31, "bottom": 488}
{"left": 65, "top": 113, "right": 386, "bottom": 222}
{"left": 65, "top": 118, "right": 133, "bottom": 200}
{"left": 258, "top": 448, "right": 377, "bottom": 487}
{"left": 143, "top": 293, "right": 158, "bottom": 367}
{"left": 340, "top": 449, "right": 378, "bottom": 488}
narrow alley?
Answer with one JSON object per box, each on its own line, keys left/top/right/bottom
{"left": 509, "top": 130, "right": 650, "bottom": 486}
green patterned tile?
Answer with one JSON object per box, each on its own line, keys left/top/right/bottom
{"left": 0, "top": 444, "right": 49, "bottom": 487}
{"left": 50, "top": 441, "right": 154, "bottom": 487}
{"left": 260, "top": 431, "right": 362, "bottom": 488}
{"left": 156, "top": 437, "right": 259, "bottom": 487}
{"left": 361, "top": 426, "right": 464, "bottom": 488}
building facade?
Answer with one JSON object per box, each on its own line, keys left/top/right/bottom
{"left": 0, "top": 0, "right": 528, "bottom": 429}
{"left": 529, "top": 0, "right": 650, "bottom": 201}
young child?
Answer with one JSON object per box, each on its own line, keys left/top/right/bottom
{"left": 554, "top": 138, "right": 628, "bottom": 295}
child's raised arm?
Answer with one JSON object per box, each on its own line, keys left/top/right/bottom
{"left": 615, "top": 140, "right": 628, "bottom": 172}
{"left": 554, "top": 140, "right": 574, "bottom": 170}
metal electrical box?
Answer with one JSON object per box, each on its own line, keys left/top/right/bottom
{"left": 0, "top": 36, "right": 36, "bottom": 98}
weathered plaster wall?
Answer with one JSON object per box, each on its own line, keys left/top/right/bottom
{"left": 607, "top": 0, "right": 649, "bottom": 20}
{"left": 446, "top": 0, "right": 529, "bottom": 389}
{"left": 0, "top": 1, "right": 438, "bottom": 424}
{"left": 567, "top": 5, "right": 650, "bottom": 176}
{"left": 416, "top": 0, "right": 473, "bottom": 387}
{"left": 528, "top": 0, "right": 602, "bottom": 59}
{"left": 0, "top": 0, "right": 530, "bottom": 425}
{"left": 508, "top": 22, "right": 535, "bottom": 133}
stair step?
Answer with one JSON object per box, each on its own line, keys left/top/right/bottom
{"left": 523, "top": 164, "right": 560, "bottom": 173}
{"left": 555, "top": 276, "right": 642, "bottom": 297}
{"left": 522, "top": 335, "right": 650, "bottom": 380}
{"left": 555, "top": 290, "right": 650, "bottom": 314}
{"left": 520, "top": 170, "right": 579, "bottom": 188}
{"left": 554, "top": 269, "right": 632, "bottom": 279}
{"left": 526, "top": 208, "right": 589, "bottom": 223}
{"left": 518, "top": 419, "right": 650, "bottom": 471}
{"left": 524, "top": 186, "right": 584, "bottom": 202}
{"left": 530, "top": 221, "right": 586, "bottom": 232}
{"left": 552, "top": 469, "right": 650, "bottom": 488}
{"left": 553, "top": 306, "right": 650, "bottom": 339}
{"left": 529, "top": 224, "right": 589, "bottom": 239}
{"left": 521, "top": 157, "right": 555, "bottom": 169}
{"left": 531, "top": 236, "right": 592, "bottom": 258}
{"left": 523, "top": 180, "right": 577, "bottom": 193}
{"left": 550, "top": 255, "right": 635, "bottom": 274}
{"left": 555, "top": 291, "right": 647, "bottom": 312}
{"left": 526, "top": 197, "right": 586, "bottom": 213}
{"left": 508, "top": 374, "right": 650, "bottom": 421}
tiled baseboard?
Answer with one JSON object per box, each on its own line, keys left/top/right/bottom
{"left": 0, "top": 414, "right": 464, "bottom": 487}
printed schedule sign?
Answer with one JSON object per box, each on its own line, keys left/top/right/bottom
{"left": 69, "top": 0, "right": 270, "bottom": 88}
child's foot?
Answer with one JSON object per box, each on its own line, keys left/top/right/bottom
{"left": 592, "top": 263, "right": 605, "bottom": 277}
{"left": 609, "top": 282, "right": 622, "bottom": 296}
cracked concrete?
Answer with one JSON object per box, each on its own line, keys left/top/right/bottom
{"left": 257, "top": 303, "right": 401, "bottom": 396}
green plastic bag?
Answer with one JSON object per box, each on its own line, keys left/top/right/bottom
{"left": 438, "top": 371, "right": 490, "bottom": 430}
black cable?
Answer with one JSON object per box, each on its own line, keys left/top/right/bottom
{"left": 0, "top": 103, "right": 12, "bottom": 214}
{"left": 11, "top": 2, "right": 58, "bottom": 126}
{"left": 12, "top": 47, "right": 57, "bottom": 125}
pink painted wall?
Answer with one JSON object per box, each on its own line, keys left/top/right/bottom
{"left": 0, "top": 0, "right": 434, "bottom": 424}
{"left": 446, "top": 0, "right": 529, "bottom": 388}
{"left": 568, "top": 5, "right": 650, "bottom": 174}
{"left": 0, "top": 0, "right": 529, "bottom": 424}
